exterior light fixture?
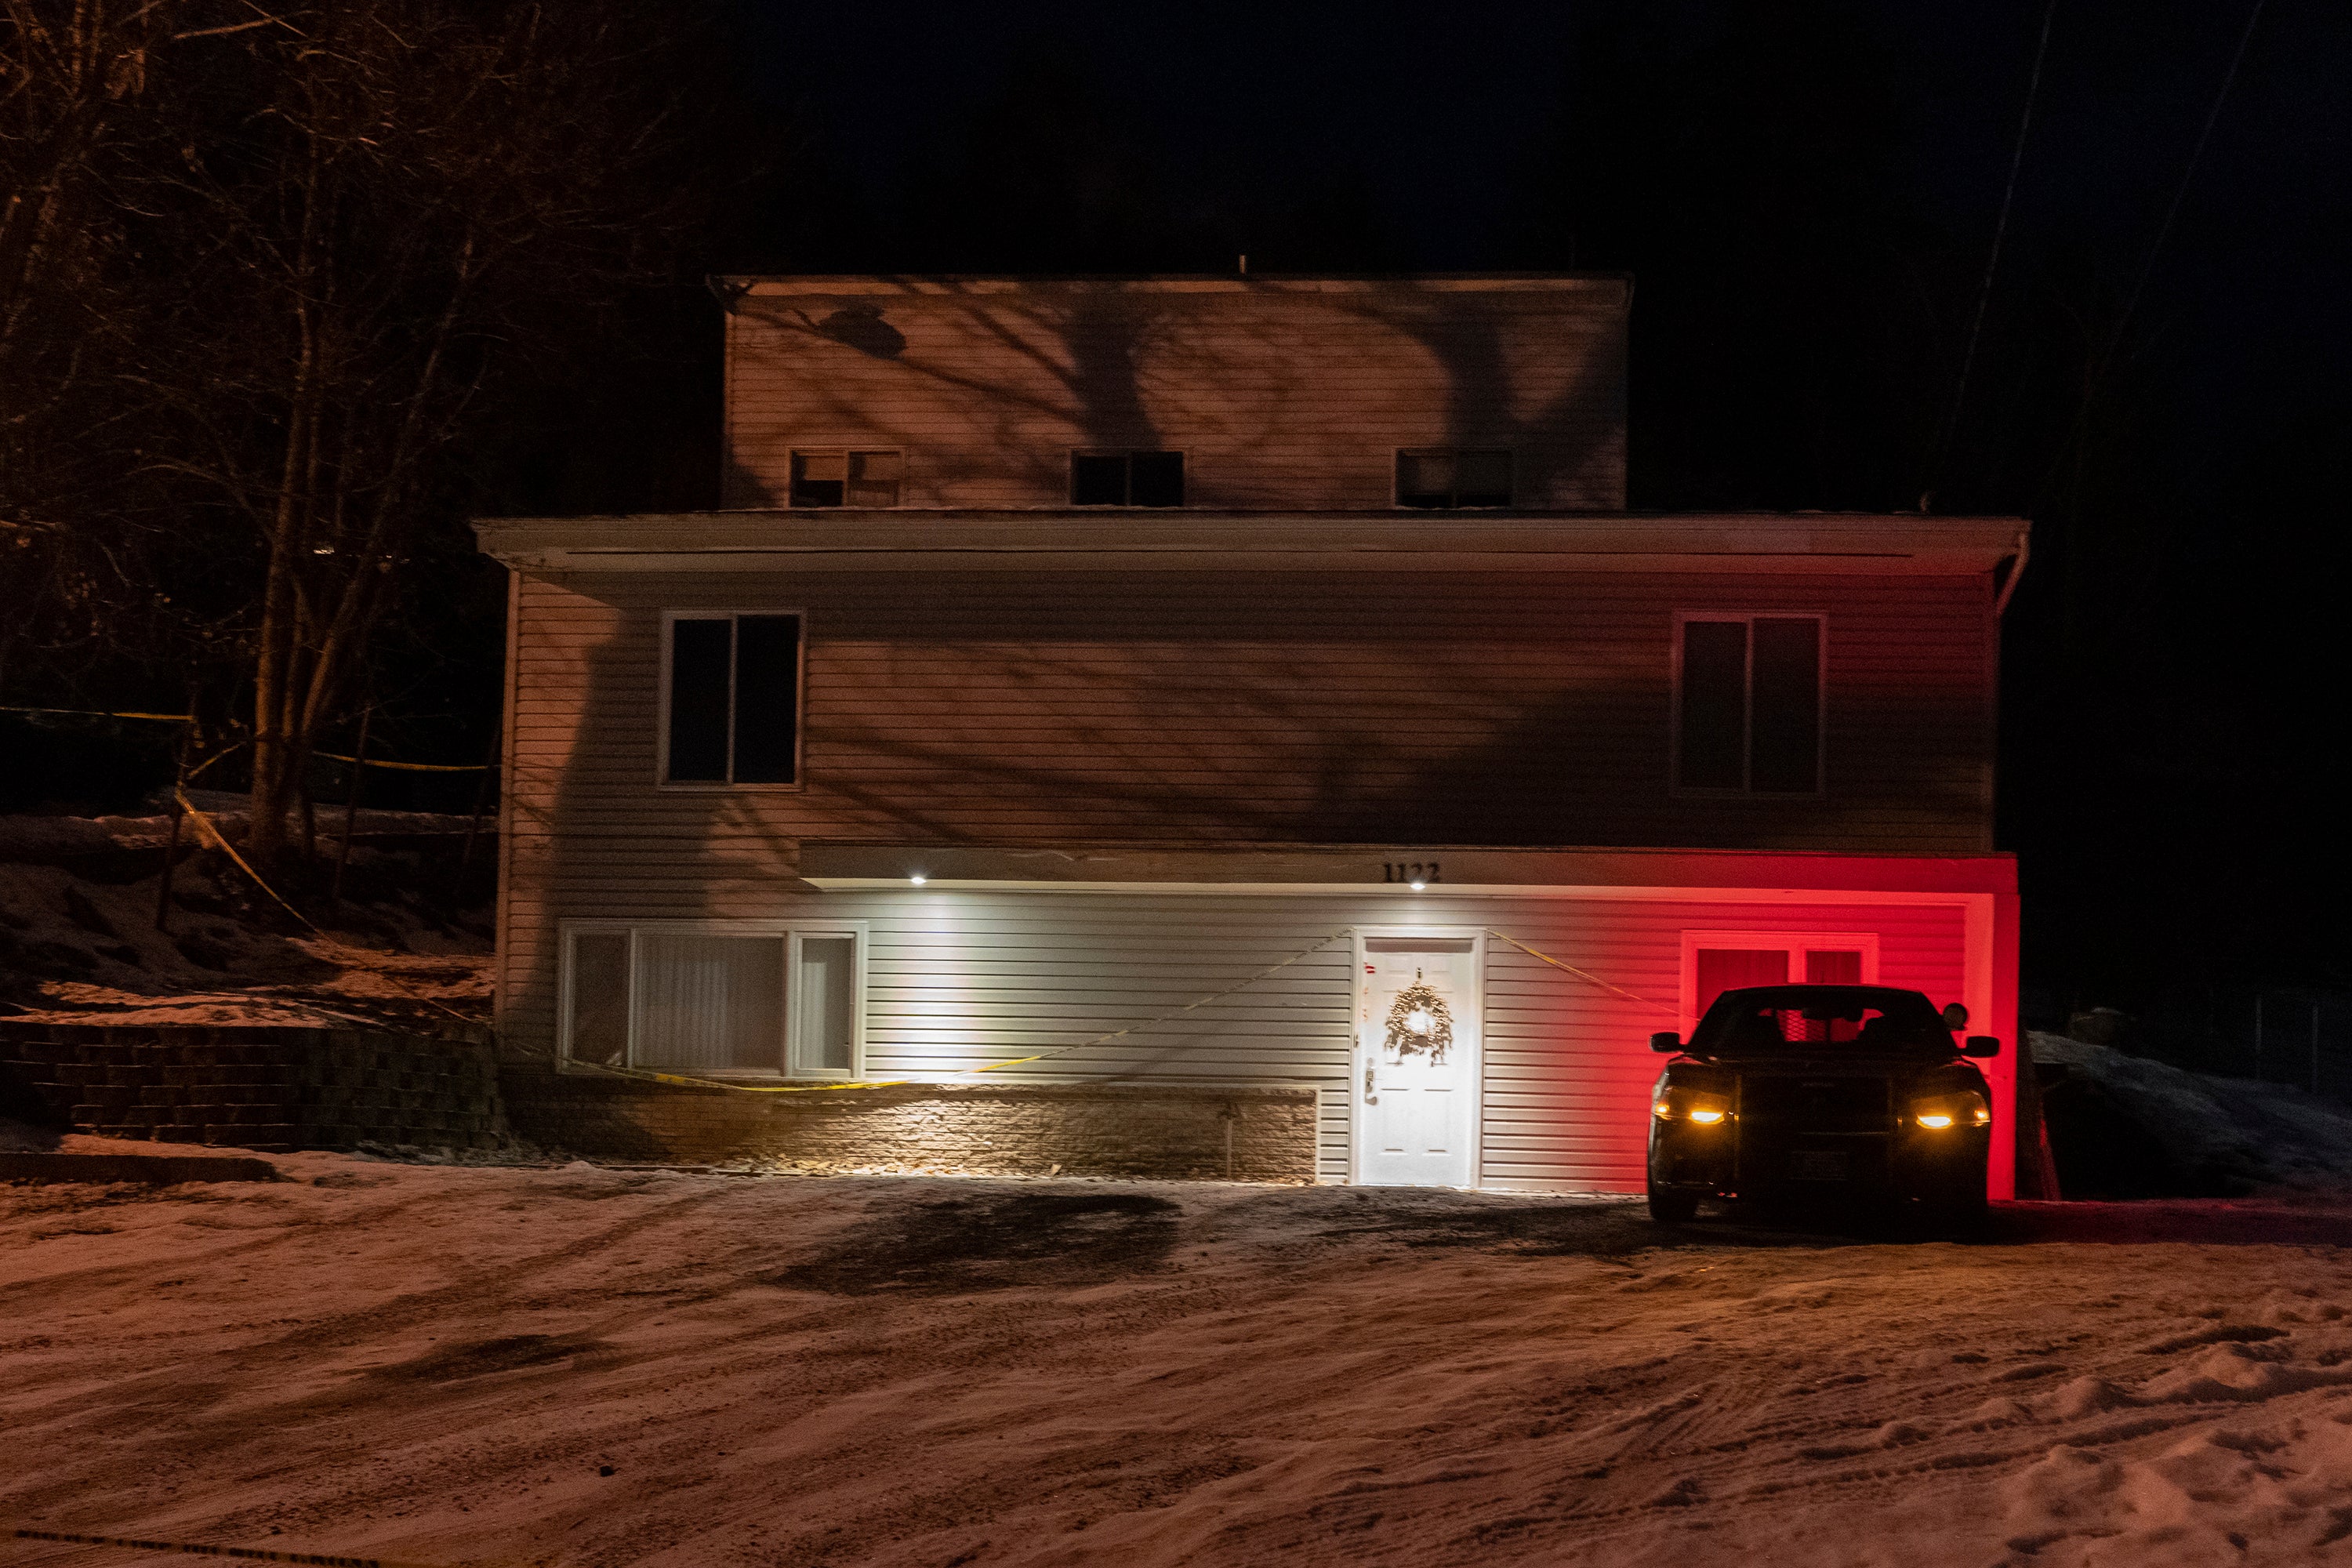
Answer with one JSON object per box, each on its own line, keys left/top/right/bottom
{"left": 909, "top": 873, "right": 927, "bottom": 886}
{"left": 1408, "top": 879, "right": 1427, "bottom": 891}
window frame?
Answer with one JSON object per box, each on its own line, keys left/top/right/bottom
{"left": 787, "top": 447, "right": 905, "bottom": 508}
{"left": 557, "top": 918, "right": 869, "bottom": 1080}
{"left": 1393, "top": 447, "right": 1515, "bottom": 509}
{"left": 656, "top": 608, "right": 807, "bottom": 793}
{"left": 1678, "top": 930, "right": 1880, "bottom": 1036}
{"left": 1668, "top": 610, "right": 1828, "bottom": 799}
{"left": 1067, "top": 448, "right": 1188, "bottom": 507}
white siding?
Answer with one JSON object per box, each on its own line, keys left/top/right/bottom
{"left": 519, "top": 885, "right": 1968, "bottom": 1190}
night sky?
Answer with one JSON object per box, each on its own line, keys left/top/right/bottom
{"left": 700, "top": 0, "right": 2349, "bottom": 1036}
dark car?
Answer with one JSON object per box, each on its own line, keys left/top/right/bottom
{"left": 1645, "top": 984, "right": 2002, "bottom": 1229}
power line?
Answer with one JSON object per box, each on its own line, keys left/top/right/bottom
{"left": 1922, "top": 0, "right": 2059, "bottom": 513}
{"left": 2038, "top": 0, "right": 2267, "bottom": 506}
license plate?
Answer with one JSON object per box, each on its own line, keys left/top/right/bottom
{"left": 1789, "top": 1150, "right": 1849, "bottom": 1182}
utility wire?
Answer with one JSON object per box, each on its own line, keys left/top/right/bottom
{"left": 1921, "top": 0, "right": 2059, "bottom": 513}
{"left": 2038, "top": 0, "right": 2266, "bottom": 504}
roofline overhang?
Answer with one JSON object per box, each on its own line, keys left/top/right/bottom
{"left": 472, "top": 511, "right": 2029, "bottom": 576}
{"left": 792, "top": 841, "right": 2018, "bottom": 897}
{"left": 713, "top": 272, "right": 1632, "bottom": 303}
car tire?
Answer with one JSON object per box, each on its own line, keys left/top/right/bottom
{"left": 1922, "top": 1188, "right": 1989, "bottom": 1239}
{"left": 1647, "top": 1185, "right": 1700, "bottom": 1224}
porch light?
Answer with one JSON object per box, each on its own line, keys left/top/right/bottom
{"left": 1915, "top": 1112, "right": 1955, "bottom": 1129}
{"left": 909, "top": 873, "right": 927, "bottom": 886}
{"left": 1408, "top": 879, "right": 1426, "bottom": 891}
{"left": 1686, "top": 1108, "right": 1726, "bottom": 1125}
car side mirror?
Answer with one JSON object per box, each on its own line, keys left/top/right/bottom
{"left": 1961, "top": 1036, "right": 2001, "bottom": 1058}
{"left": 1941, "top": 1002, "right": 1969, "bottom": 1030}
{"left": 1650, "top": 1031, "right": 1683, "bottom": 1054}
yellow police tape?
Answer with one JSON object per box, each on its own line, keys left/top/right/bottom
{"left": 315, "top": 751, "right": 488, "bottom": 773}
{"left": 564, "top": 927, "right": 1363, "bottom": 1094}
{"left": 11, "top": 1525, "right": 484, "bottom": 1568}
{"left": 0, "top": 704, "right": 194, "bottom": 722}
{"left": 564, "top": 926, "right": 1675, "bottom": 1097}
{"left": 1481, "top": 927, "right": 1679, "bottom": 1017}
{"left": 169, "top": 789, "right": 477, "bottom": 1025}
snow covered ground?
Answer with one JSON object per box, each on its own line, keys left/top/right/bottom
{"left": 0, "top": 808, "right": 490, "bottom": 1028}
{"left": 10, "top": 1152, "right": 2352, "bottom": 1568}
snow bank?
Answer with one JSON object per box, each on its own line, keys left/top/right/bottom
{"left": 0, "top": 809, "right": 490, "bottom": 1028}
{"left": 2033, "top": 1031, "right": 2352, "bottom": 1194}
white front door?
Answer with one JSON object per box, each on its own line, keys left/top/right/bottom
{"left": 1356, "top": 935, "right": 1480, "bottom": 1187}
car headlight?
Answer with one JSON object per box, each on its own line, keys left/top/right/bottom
{"left": 1653, "top": 1088, "right": 1733, "bottom": 1125}
{"left": 1907, "top": 1091, "right": 1989, "bottom": 1130}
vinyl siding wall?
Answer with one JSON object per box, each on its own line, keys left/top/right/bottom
{"left": 511, "top": 885, "right": 1969, "bottom": 1192}
{"left": 721, "top": 281, "right": 1628, "bottom": 510}
{"left": 500, "top": 560, "right": 1998, "bottom": 1189}
{"left": 508, "top": 567, "right": 1995, "bottom": 854}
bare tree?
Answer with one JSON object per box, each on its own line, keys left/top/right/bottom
{"left": 105, "top": 0, "right": 699, "bottom": 855}
{"left": 0, "top": 1, "right": 230, "bottom": 688}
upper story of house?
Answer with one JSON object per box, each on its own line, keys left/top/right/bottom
{"left": 717, "top": 274, "right": 1629, "bottom": 513}
{"left": 476, "top": 273, "right": 2026, "bottom": 866}
{"left": 476, "top": 514, "right": 2024, "bottom": 861}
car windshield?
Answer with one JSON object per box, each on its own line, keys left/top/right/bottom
{"left": 1690, "top": 985, "right": 1955, "bottom": 1058}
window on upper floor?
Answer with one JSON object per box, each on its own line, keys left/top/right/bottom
{"left": 1071, "top": 449, "right": 1185, "bottom": 507}
{"left": 662, "top": 611, "right": 802, "bottom": 786}
{"left": 1396, "top": 448, "right": 1513, "bottom": 508}
{"left": 790, "top": 449, "right": 902, "bottom": 507}
{"left": 564, "top": 922, "right": 864, "bottom": 1078}
{"left": 1672, "top": 613, "right": 1824, "bottom": 795}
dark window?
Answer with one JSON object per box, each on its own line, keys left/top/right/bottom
{"left": 1396, "top": 448, "right": 1513, "bottom": 508}
{"left": 1069, "top": 450, "right": 1185, "bottom": 506}
{"left": 1750, "top": 616, "right": 1823, "bottom": 792}
{"left": 790, "top": 450, "right": 901, "bottom": 507}
{"left": 1674, "top": 615, "right": 1823, "bottom": 794}
{"left": 666, "top": 612, "right": 802, "bottom": 785}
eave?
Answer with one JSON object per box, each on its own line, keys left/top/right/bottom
{"left": 794, "top": 841, "right": 2020, "bottom": 897}
{"left": 472, "top": 511, "right": 2029, "bottom": 576}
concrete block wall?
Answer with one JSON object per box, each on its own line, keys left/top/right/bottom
{"left": 0, "top": 1022, "right": 508, "bottom": 1152}
{"left": 503, "top": 1069, "right": 1319, "bottom": 1181}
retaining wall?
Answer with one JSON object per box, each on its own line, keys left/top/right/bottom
{"left": 502, "top": 1068, "right": 1319, "bottom": 1181}
{"left": 0, "top": 1022, "right": 507, "bottom": 1152}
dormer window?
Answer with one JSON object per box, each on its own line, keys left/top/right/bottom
{"left": 1396, "top": 448, "right": 1512, "bottom": 508}
{"left": 790, "top": 449, "right": 902, "bottom": 507}
{"left": 1071, "top": 450, "right": 1185, "bottom": 507}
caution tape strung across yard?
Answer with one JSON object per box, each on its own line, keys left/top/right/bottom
{"left": 314, "top": 750, "right": 488, "bottom": 773}
{"left": 573, "top": 922, "right": 1678, "bottom": 1097}
{"left": 0, "top": 704, "right": 194, "bottom": 722}
{"left": 567, "top": 926, "right": 1365, "bottom": 1094}
{"left": 10, "top": 1525, "right": 485, "bottom": 1568}
{"left": 170, "top": 789, "right": 477, "bottom": 1026}
{"left": 1482, "top": 927, "right": 1680, "bottom": 1018}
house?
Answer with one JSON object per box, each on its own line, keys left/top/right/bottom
{"left": 475, "top": 273, "right": 2028, "bottom": 1194}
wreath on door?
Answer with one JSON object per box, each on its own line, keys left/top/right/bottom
{"left": 1383, "top": 968, "right": 1454, "bottom": 1062}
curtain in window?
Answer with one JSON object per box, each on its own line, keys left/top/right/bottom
{"left": 1695, "top": 946, "right": 1789, "bottom": 1019}
{"left": 635, "top": 935, "right": 784, "bottom": 1070}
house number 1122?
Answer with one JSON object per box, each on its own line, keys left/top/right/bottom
{"left": 1382, "top": 862, "right": 1441, "bottom": 884}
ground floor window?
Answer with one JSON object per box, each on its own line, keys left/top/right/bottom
{"left": 1680, "top": 931, "right": 1878, "bottom": 1033}
{"left": 561, "top": 923, "right": 865, "bottom": 1078}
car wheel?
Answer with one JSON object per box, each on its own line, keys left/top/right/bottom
{"left": 1647, "top": 1184, "right": 1700, "bottom": 1224}
{"left": 1922, "top": 1188, "right": 1989, "bottom": 1239}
